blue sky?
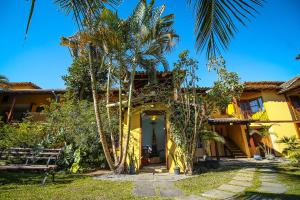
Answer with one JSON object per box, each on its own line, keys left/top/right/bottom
{"left": 0, "top": 0, "right": 299, "bottom": 89}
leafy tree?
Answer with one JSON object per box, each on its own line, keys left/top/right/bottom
{"left": 62, "top": 56, "right": 107, "bottom": 100}
{"left": 42, "top": 97, "right": 114, "bottom": 171}
{"left": 169, "top": 50, "right": 243, "bottom": 174}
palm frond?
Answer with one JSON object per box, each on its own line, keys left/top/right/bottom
{"left": 25, "top": 0, "right": 36, "bottom": 38}
{"left": 201, "top": 129, "right": 225, "bottom": 143}
{"left": 187, "top": 0, "right": 264, "bottom": 59}
{"left": 26, "top": 0, "right": 121, "bottom": 37}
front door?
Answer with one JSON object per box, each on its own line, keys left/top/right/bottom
{"left": 141, "top": 112, "right": 166, "bottom": 167}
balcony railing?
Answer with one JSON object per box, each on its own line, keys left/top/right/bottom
{"left": 240, "top": 110, "right": 268, "bottom": 121}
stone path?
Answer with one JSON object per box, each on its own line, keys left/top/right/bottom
{"left": 257, "top": 168, "right": 287, "bottom": 194}
{"left": 201, "top": 168, "right": 256, "bottom": 199}
{"left": 246, "top": 168, "right": 287, "bottom": 200}
{"left": 95, "top": 166, "right": 288, "bottom": 199}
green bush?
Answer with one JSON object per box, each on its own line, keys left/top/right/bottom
{"left": 0, "top": 121, "right": 45, "bottom": 151}
{"left": 0, "top": 97, "right": 115, "bottom": 172}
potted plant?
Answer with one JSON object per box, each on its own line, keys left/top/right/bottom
{"left": 128, "top": 152, "right": 135, "bottom": 174}
{"left": 171, "top": 153, "right": 180, "bottom": 175}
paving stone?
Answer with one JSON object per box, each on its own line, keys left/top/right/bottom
{"left": 160, "top": 188, "right": 183, "bottom": 197}
{"left": 241, "top": 168, "right": 256, "bottom": 172}
{"left": 260, "top": 176, "right": 277, "bottom": 182}
{"left": 228, "top": 180, "right": 252, "bottom": 187}
{"left": 261, "top": 182, "right": 285, "bottom": 188}
{"left": 201, "top": 189, "right": 236, "bottom": 199}
{"left": 259, "top": 168, "right": 276, "bottom": 173}
{"left": 175, "top": 194, "right": 205, "bottom": 200}
{"left": 155, "top": 181, "right": 184, "bottom": 197}
{"left": 133, "top": 182, "right": 156, "bottom": 197}
{"left": 218, "top": 184, "right": 246, "bottom": 193}
{"left": 261, "top": 174, "right": 277, "bottom": 179}
{"left": 233, "top": 175, "right": 253, "bottom": 181}
{"left": 257, "top": 185, "right": 287, "bottom": 194}
{"left": 235, "top": 172, "right": 255, "bottom": 177}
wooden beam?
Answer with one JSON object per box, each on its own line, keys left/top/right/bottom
{"left": 106, "top": 100, "right": 128, "bottom": 108}
{"left": 7, "top": 96, "right": 16, "bottom": 122}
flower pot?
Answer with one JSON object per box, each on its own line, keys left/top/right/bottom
{"left": 174, "top": 167, "right": 180, "bottom": 175}
{"left": 129, "top": 165, "right": 135, "bottom": 174}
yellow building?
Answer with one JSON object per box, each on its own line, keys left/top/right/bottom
{"left": 117, "top": 75, "right": 300, "bottom": 173}
{"left": 1, "top": 74, "right": 300, "bottom": 173}
{"left": 0, "top": 82, "right": 65, "bottom": 122}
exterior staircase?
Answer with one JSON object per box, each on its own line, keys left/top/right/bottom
{"left": 225, "top": 139, "right": 247, "bottom": 158}
{"left": 139, "top": 164, "right": 168, "bottom": 173}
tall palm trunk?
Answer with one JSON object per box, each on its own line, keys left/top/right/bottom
{"left": 106, "top": 62, "right": 118, "bottom": 165}
{"left": 88, "top": 44, "right": 115, "bottom": 170}
{"left": 118, "top": 68, "right": 123, "bottom": 164}
{"left": 116, "top": 61, "right": 136, "bottom": 173}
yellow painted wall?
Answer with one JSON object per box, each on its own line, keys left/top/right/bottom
{"left": 226, "top": 125, "right": 251, "bottom": 157}
{"left": 123, "top": 103, "right": 186, "bottom": 173}
{"left": 261, "top": 91, "right": 299, "bottom": 153}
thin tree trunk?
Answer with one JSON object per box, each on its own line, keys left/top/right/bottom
{"left": 88, "top": 44, "right": 114, "bottom": 171}
{"left": 116, "top": 62, "right": 136, "bottom": 173}
{"left": 118, "top": 69, "right": 123, "bottom": 164}
{"left": 106, "top": 62, "right": 118, "bottom": 165}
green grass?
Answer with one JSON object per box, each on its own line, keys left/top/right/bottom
{"left": 1, "top": 165, "right": 299, "bottom": 200}
{"left": 240, "top": 165, "right": 300, "bottom": 200}
{"left": 175, "top": 166, "right": 240, "bottom": 195}
{"left": 0, "top": 172, "right": 164, "bottom": 200}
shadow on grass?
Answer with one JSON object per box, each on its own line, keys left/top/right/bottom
{"left": 0, "top": 171, "right": 85, "bottom": 186}
{"left": 239, "top": 191, "right": 300, "bottom": 200}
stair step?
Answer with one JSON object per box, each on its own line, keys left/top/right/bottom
{"left": 234, "top": 155, "right": 247, "bottom": 158}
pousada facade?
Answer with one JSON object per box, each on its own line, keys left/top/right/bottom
{"left": 1, "top": 74, "right": 300, "bottom": 173}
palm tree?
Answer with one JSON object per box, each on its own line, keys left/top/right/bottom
{"left": 61, "top": 0, "right": 178, "bottom": 172}
{"left": 0, "top": 75, "right": 8, "bottom": 84}
{"left": 187, "top": 0, "right": 264, "bottom": 59}
{"left": 115, "top": 0, "right": 178, "bottom": 173}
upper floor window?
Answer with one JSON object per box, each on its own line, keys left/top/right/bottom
{"left": 290, "top": 96, "right": 300, "bottom": 111}
{"left": 240, "top": 97, "right": 264, "bottom": 117}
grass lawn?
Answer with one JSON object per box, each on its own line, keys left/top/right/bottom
{"left": 1, "top": 165, "right": 299, "bottom": 200}
{"left": 175, "top": 166, "right": 241, "bottom": 195}
{"left": 240, "top": 164, "right": 300, "bottom": 200}
{"left": 0, "top": 172, "right": 166, "bottom": 200}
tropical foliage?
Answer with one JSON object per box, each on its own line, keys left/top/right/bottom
{"left": 187, "top": 0, "right": 264, "bottom": 58}
{"left": 61, "top": 0, "right": 178, "bottom": 173}
{"left": 0, "top": 97, "right": 114, "bottom": 172}
{"left": 277, "top": 136, "right": 300, "bottom": 165}
{"left": 0, "top": 120, "right": 45, "bottom": 152}
{"left": 169, "top": 50, "right": 243, "bottom": 174}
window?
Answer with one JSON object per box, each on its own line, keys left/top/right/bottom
{"left": 290, "top": 96, "right": 300, "bottom": 110}
{"left": 240, "top": 97, "right": 264, "bottom": 117}
{"left": 249, "top": 97, "right": 264, "bottom": 113}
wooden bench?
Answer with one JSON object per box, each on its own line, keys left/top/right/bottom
{"left": 0, "top": 147, "right": 62, "bottom": 185}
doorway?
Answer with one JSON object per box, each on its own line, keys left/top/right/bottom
{"left": 141, "top": 112, "right": 166, "bottom": 167}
